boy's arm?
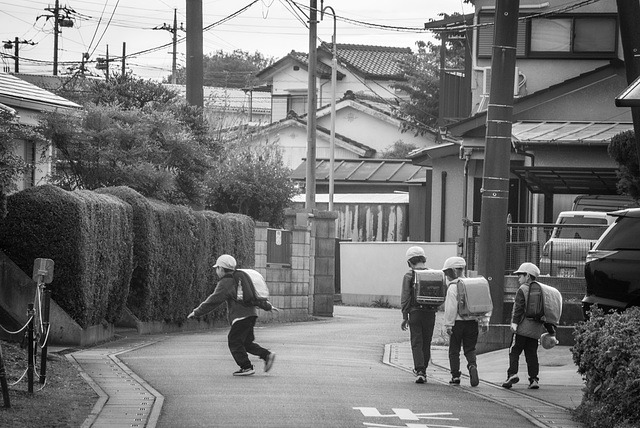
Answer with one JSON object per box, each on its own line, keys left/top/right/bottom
{"left": 189, "top": 278, "right": 235, "bottom": 317}
{"left": 510, "top": 287, "right": 526, "bottom": 328}
{"left": 443, "top": 282, "right": 458, "bottom": 328}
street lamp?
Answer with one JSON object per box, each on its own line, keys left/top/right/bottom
{"left": 321, "top": 3, "right": 337, "bottom": 211}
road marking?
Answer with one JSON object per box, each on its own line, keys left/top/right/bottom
{"left": 354, "top": 407, "right": 468, "bottom": 428}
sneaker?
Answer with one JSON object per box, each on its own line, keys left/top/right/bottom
{"left": 264, "top": 352, "right": 276, "bottom": 373}
{"left": 449, "top": 376, "right": 461, "bottom": 385}
{"left": 233, "top": 366, "right": 255, "bottom": 376}
{"left": 415, "top": 371, "right": 426, "bottom": 384}
{"left": 469, "top": 365, "right": 479, "bottom": 387}
{"left": 501, "top": 374, "right": 519, "bottom": 389}
{"left": 528, "top": 379, "right": 539, "bottom": 389}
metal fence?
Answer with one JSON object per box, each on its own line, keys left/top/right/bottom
{"left": 266, "top": 228, "right": 292, "bottom": 266}
{"left": 465, "top": 222, "right": 609, "bottom": 278}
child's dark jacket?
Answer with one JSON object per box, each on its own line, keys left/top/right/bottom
{"left": 192, "top": 273, "right": 257, "bottom": 324}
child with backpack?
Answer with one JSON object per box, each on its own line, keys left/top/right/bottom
{"left": 188, "top": 254, "right": 275, "bottom": 376}
{"left": 443, "top": 256, "right": 491, "bottom": 387}
{"left": 400, "top": 246, "right": 442, "bottom": 384}
{"left": 502, "top": 262, "right": 559, "bottom": 390}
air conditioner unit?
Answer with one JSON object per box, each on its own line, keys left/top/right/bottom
{"left": 481, "top": 67, "right": 521, "bottom": 97}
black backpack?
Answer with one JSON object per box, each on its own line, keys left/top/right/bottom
{"left": 525, "top": 281, "right": 545, "bottom": 321}
{"left": 412, "top": 269, "right": 446, "bottom": 308}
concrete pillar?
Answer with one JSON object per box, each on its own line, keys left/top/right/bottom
{"left": 310, "top": 210, "right": 338, "bottom": 317}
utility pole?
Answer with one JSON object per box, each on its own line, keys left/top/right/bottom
{"left": 153, "top": 9, "right": 184, "bottom": 84}
{"left": 305, "top": 0, "right": 318, "bottom": 209}
{"left": 477, "top": 0, "right": 520, "bottom": 323}
{"left": 2, "top": 38, "right": 36, "bottom": 73}
{"left": 122, "top": 42, "right": 126, "bottom": 75}
{"left": 39, "top": 0, "right": 75, "bottom": 75}
{"left": 616, "top": 0, "right": 640, "bottom": 167}
{"left": 186, "top": 0, "right": 203, "bottom": 107}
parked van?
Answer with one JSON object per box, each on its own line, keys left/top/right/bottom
{"left": 539, "top": 211, "right": 614, "bottom": 277}
{"left": 572, "top": 194, "right": 639, "bottom": 212}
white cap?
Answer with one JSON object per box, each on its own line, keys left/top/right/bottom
{"left": 442, "top": 256, "right": 466, "bottom": 270}
{"left": 406, "top": 246, "right": 425, "bottom": 261}
{"left": 514, "top": 262, "right": 540, "bottom": 278}
{"left": 213, "top": 254, "right": 237, "bottom": 270}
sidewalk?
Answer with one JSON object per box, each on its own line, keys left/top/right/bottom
{"left": 385, "top": 342, "right": 585, "bottom": 428}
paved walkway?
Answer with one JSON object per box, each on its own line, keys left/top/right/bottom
{"left": 67, "top": 326, "right": 586, "bottom": 428}
{"left": 386, "top": 342, "right": 584, "bottom": 428}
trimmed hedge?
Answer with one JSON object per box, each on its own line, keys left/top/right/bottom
{"left": 572, "top": 306, "right": 640, "bottom": 428}
{"left": 0, "top": 185, "right": 133, "bottom": 327}
{"left": 0, "top": 185, "right": 255, "bottom": 327}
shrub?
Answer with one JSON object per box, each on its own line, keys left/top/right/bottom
{"left": 571, "top": 306, "right": 640, "bottom": 427}
{"left": 0, "top": 185, "right": 133, "bottom": 327}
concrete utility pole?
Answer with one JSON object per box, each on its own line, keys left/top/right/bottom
{"left": 2, "top": 38, "right": 36, "bottom": 73}
{"left": 477, "top": 0, "right": 520, "bottom": 323}
{"left": 154, "top": 9, "right": 184, "bottom": 84}
{"left": 186, "top": 0, "right": 203, "bottom": 107}
{"left": 305, "top": 0, "right": 318, "bottom": 209}
{"left": 40, "top": 0, "right": 75, "bottom": 75}
{"left": 616, "top": 0, "right": 640, "bottom": 167}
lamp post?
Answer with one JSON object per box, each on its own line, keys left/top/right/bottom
{"left": 321, "top": 3, "right": 337, "bottom": 211}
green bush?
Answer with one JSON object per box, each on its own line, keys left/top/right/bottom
{"left": 572, "top": 306, "right": 640, "bottom": 427}
{"left": 1, "top": 185, "right": 255, "bottom": 327}
{"left": 0, "top": 185, "right": 133, "bottom": 327}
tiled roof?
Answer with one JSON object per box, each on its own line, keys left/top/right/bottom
{"left": 321, "top": 43, "right": 412, "bottom": 79}
{"left": 512, "top": 121, "right": 634, "bottom": 145}
{"left": 0, "top": 72, "right": 82, "bottom": 111}
{"left": 290, "top": 158, "right": 426, "bottom": 184}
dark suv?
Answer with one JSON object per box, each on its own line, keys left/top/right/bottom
{"left": 582, "top": 208, "right": 640, "bottom": 319}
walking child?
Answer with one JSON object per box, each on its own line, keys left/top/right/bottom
{"left": 400, "top": 246, "right": 440, "bottom": 384}
{"left": 502, "top": 262, "right": 557, "bottom": 389}
{"left": 443, "top": 256, "right": 489, "bottom": 387}
{"left": 188, "top": 254, "right": 276, "bottom": 376}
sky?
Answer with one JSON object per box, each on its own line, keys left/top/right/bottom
{"left": 0, "top": 0, "right": 468, "bottom": 81}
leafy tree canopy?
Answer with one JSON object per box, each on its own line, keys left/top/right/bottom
{"left": 608, "top": 130, "right": 640, "bottom": 200}
{"left": 170, "top": 49, "right": 274, "bottom": 88}
{"left": 380, "top": 140, "right": 418, "bottom": 159}
{"left": 205, "top": 140, "right": 298, "bottom": 226}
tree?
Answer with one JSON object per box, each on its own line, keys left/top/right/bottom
{"left": 380, "top": 140, "right": 418, "bottom": 159}
{"left": 0, "top": 109, "right": 46, "bottom": 219}
{"left": 391, "top": 14, "right": 467, "bottom": 136}
{"left": 170, "top": 49, "right": 274, "bottom": 88}
{"left": 608, "top": 130, "right": 640, "bottom": 200}
{"left": 205, "top": 140, "right": 298, "bottom": 226}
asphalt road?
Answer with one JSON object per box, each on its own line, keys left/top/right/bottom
{"left": 119, "top": 306, "right": 537, "bottom": 428}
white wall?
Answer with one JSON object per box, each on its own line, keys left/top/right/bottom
{"left": 340, "top": 241, "right": 458, "bottom": 306}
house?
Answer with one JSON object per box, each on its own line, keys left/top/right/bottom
{"left": 256, "top": 43, "right": 413, "bottom": 121}
{"left": 0, "top": 72, "right": 82, "bottom": 191}
{"left": 411, "top": 0, "right": 635, "bottom": 246}
{"left": 164, "top": 84, "right": 271, "bottom": 128}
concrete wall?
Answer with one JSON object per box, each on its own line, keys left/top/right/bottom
{"left": 339, "top": 241, "right": 458, "bottom": 306}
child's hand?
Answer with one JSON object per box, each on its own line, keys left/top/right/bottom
{"left": 446, "top": 326, "right": 453, "bottom": 336}
{"left": 510, "top": 322, "right": 518, "bottom": 333}
{"left": 401, "top": 320, "right": 409, "bottom": 331}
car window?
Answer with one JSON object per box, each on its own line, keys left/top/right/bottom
{"left": 555, "top": 216, "right": 608, "bottom": 239}
{"left": 596, "top": 217, "right": 640, "bottom": 250}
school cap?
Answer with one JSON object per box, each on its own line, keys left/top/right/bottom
{"left": 213, "top": 254, "right": 236, "bottom": 270}
{"left": 442, "top": 256, "right": 466, "bottom": 270}
{"left": 405, "top": 246, "right": 425, "bottom": 261}
{"left": 513, "top": 262, "right": 540, "bottom": 278}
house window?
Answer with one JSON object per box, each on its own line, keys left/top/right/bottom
{"left": 23, "top": 140, "right": 36, "bottom": 188}
{"left": 477, "top": 14, "right": 617, "bottom": 59}
{"left": 530, "top": 17, "right": 617, "bottom": 55}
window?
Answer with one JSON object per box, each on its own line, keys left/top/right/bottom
{"left": 530, "top": 17, "right": 617, "bottom": 55}
{"left": 477, "top": 14, "right": 617, "bottom": 59}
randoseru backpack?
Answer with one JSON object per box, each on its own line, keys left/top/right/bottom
{"left": 233, "top": 269, "right": 273, "bottom": 311}
{"left": 412, "top": 269, "right": 446, "bottom": 308}
{"left": 525, "top": 281, "right": 545, "bottom": 321}
{"left": 456, "top": 277, "right": 493, "bottom": 317}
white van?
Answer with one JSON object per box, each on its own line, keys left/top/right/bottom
{"left": 572, "top": 195, "right": 639, "bottom": 212}
{"left": 539, "top": 211, "right": 614, "bottom": 277}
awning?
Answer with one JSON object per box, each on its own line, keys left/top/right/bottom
{"left": 615, "top": 75, "right": 640, "bottom": 107}
{"left": 511, "top": 166, "right": 619, "bottom": 195}
{"left": 291, "top": 158, "right": 427, "bottom": 184}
